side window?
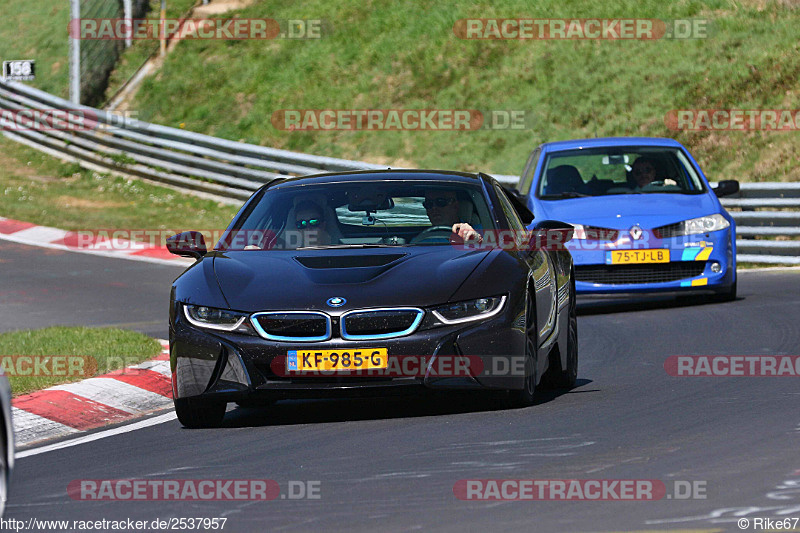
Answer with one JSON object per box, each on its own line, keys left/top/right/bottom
{"left": 518, "top": 148, "right": 541, "bottom": 196}
{"left": 494, "top": 184, "right": 525, "bottom": 232}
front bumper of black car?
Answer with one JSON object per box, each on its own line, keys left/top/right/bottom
{"left": 169, "top": 298, "right": 528, "bottom": 402}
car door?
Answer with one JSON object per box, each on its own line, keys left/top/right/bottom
{"left": 493, "top": 183, "right": 557, "bottom": 347}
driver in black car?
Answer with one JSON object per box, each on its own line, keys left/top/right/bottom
{"left": 422, "top": 189, "right": 482, "bottom": 242}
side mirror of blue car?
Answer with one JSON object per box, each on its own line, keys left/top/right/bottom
{"left": 714, "top": 180, "right": 740, "bottom": 198}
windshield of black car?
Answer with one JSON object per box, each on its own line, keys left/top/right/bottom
{"left": 537, "top": 147, "right": 706, "bottom": 199}
{"left": 219, "top": 180, "right": 494, "bottom": 250}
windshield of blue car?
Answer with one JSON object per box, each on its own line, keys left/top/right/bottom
{"left": 220, "top": 180, "right": 495, "bottom": 250}
{"left": 536, "top": 147, "right": 707, "bottom": 199}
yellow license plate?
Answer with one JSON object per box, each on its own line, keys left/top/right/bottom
{"left": 287, "top": 348, "right": 388, "bottom": 371}
{"left": 609, "top": 249, "right": 670, "bottom": 264}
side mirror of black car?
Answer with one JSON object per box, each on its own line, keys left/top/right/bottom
{"left": 714, "top": 180, "right": 740, "bottom": 198}
{"left": 529, "top": 220, "right": 574, "bottom": 250}
{"left": 501, "top": 185, "right": 535, "bottom": 225}
{"left": 167, "top": 231, "right": 207, "bottom": 259}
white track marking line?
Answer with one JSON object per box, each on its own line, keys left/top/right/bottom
{"left": 16, "top": 411, "right": 178, "bottom": 459}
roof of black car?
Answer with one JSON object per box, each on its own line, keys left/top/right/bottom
{"left": 266, "top": 169, "right": 485, "bottom": 189}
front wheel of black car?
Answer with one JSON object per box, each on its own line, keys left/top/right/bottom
{"left": 174, "top": 398, "right": 226, "bottom": 428}
{"left": 542, "top": 277, "right": 578, "bottom": 389}
{"left": 508, "top": 292, "right": 538, "bottom": 408}
{"left": 0, "top": 426, "right": 8, "bottom": 517}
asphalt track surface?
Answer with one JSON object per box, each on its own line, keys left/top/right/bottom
{"left": 5, "top": 241, "right": 800, "bottom": 532}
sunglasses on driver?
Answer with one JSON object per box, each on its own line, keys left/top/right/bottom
{"left": 296, "top": 217, "right": 323, "bottom": 229}
{"left": 423, "top": 197, "right": 456, "bottom": 209}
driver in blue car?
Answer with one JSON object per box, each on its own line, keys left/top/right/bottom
{"left": 422, "top": 189, "right": 482, "bottom": 243}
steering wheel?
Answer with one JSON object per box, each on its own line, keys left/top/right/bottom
{"left": 410, "top": 225, "right": 454, "bottom": 244}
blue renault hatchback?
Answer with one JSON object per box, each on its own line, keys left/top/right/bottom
{"left": 516, "top": 137, "right": 739, "bottom": 300}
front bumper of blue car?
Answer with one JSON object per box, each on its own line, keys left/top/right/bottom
{"left": 569, "top": 227, "right": 736, "bottom": 294}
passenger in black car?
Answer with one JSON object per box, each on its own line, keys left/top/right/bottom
{"left": 294, "top": 200, "right": 333, "bottom": 247}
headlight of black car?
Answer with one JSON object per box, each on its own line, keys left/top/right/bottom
{"left": 431, "top": 295, "right": 507, "bottom": 325}
{"left": 183, "top": 304, "right": 254, "bottom": 333}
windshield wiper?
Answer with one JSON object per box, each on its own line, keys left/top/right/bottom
{"left": 540, "top": 192, "right": 591, "bottom": 199}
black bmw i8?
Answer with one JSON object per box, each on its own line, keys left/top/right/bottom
{"left": 167, "top": 170, "right": 577, "bottom": 427}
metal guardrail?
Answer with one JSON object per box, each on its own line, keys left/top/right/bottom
{"left": 721, "top": 183, "right": 800, "bottom": 264}
{"left": 0, "top": 80, "right": 797, "bottom": 264}
{"left": 0, "top": 80, "right": 385, "bottom": 202}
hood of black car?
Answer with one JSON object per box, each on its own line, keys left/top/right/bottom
{"left": 212, "top": 246, "right": 493, "bottom": 313}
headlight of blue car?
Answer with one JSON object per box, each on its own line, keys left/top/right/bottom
{"left": 680, "top": 214, "right": 730, "bottom": 235}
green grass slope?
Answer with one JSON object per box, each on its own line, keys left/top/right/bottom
{"left": 127, "top": 0, "right": 799, "bottom": 181}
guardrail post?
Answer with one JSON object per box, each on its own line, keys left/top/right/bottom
{"left": 123, "top": 0, "right": 132, "bottom": 48}
{"left": 69, "top": 0, "right": 81, "bottom": 104}
{"left": 160, "top": 0, "right": 167, "bottom": 57}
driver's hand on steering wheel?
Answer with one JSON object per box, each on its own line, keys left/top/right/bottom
{"left": 453, "top": 223, "right": 481, "bottom": 243}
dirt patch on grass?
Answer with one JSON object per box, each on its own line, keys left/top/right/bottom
{"left": 55, "top": 196, "right": 126, "bottom": 209}
{"left": 193, "top": 0, "right": 256, "bottom": 16}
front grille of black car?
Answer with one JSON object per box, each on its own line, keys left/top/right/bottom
{"left": 575, "top": 262, "right": 706, "bottom": 285}
{"left": 251, "top": 312, "right": 331, "bottom": 341}
{"left": 340, "top": 308, "right": 424, "bottom": 340}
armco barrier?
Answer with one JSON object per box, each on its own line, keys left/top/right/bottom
{"left": 0, "top": 80, "right": 797, "bottom": 263}
{"left": 0, "top": 80, "right": 385, "bottom": 202}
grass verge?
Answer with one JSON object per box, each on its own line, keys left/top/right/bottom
{"left": 0, "top": 327, "right": 161, "bottom": 397}
{"left": 124, "top": 0, "right": 800, "bottom": 181}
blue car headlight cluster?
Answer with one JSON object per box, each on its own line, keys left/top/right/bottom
{"left": 183, "top": 304, "right": 252, "bottom": 333}
{"left": 431, "top": 295, "right": 507, "bottom": 325}
{"left": 679, "top": 214, "right": 730, "bottom": 235}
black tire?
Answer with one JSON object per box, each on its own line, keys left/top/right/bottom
{"left": 0, "top": 424, "right": 8, "bottom": 518}
{"left": 710, "top": 278, "right": 737, "bottom": 303}
{"left": 508, "top": 292, "right": 538, "bottom": 408}
{"left": 174, "top": 397, "right": 226, "bottom": 428}
{"left": 543, "top": 276, "right": 578, "bottom": 389}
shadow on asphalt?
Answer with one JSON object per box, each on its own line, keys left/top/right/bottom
{"left": 213, "top": 378, "right": 595, "bottom": 428}
{"left": 577, "top": 293, "right": 743, "bottom": 316}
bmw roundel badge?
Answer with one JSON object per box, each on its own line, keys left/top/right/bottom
{"left": 326, "top": 297, "right": 346, "bottom": 307}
